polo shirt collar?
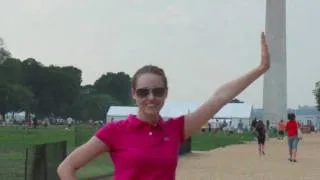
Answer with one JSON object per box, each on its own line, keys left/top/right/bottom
{"left": 128, "top": 114, "right": 165, "bottom": 129}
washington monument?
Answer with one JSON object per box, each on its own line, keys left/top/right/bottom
{"left": 263, "top": 0, "right": 287, "bottom": 126}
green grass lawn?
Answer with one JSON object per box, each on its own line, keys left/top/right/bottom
{"left": 0, "top": 126, "right": 257, "bottom": 180}
{"left": 191, "top": 131, "right": 255, "bottom": 151}
{"left": 0, "top": 125, "right": 113, "bottom": 180}
{"left": 0, "top": 144, "right": 26, "bottom": 180}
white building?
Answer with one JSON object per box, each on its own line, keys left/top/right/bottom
{"left": 296, "top": 115, "right": 320, "bottom": 127}
{"left": 106, "top": 101, "right": 254, "bottom": 129}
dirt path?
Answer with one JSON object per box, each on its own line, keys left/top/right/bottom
{"left": 176, "top": 134, "right": 320, "bottom": 180}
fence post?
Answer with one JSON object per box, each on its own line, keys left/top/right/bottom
{"left": 30, "top": 144, "right": 46, "bottom": 180}
{"left": 74, "top": 124, "right": 78, "bottom": 146}
{"left": 45, "top": 141, "right": 68, "bottom": 180}
{"left": 24, "top": 147, "right": 29, "bottom": 180}
{"left": 179, "top": 137, "right": 192, "bottom": 155}
{"left": 62, "top": 141, "right": 67, "bottom": 159}
{"left": 43, "top": 144, "right": 47, "bottom": 180}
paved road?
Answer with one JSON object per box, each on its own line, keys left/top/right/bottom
{"left": 176, "top": 134, "right": 320, "bottom": 180}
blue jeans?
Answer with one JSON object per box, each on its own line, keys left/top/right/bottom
{"left": 288, "top": 136, "right": 299, "bottom": 150}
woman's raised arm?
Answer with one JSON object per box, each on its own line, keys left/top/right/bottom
{"left": 184, "top": 32, "right": 270, "bottom": 138}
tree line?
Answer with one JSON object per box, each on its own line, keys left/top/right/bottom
{"left": 0, "top": 43, "right": 132, "bottom": 121}
{"left": 1, "top": 38, "right": 318, "bottom": 123}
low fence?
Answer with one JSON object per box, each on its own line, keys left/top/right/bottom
{"left": 25, "top": 141, "right": 67, "bottom": 180}
{"left": 0, "top": 124, "right": 192, "bottom": 180}
{"left": 0, "top": 141, "right": 67, "bottom": 180}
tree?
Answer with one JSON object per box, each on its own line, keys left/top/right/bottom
{"left": 0, "top": 48, "right": 134, "bottom": 121}
{"left": 0, "top": 48, "right": 36, "bottom": 121}
{"left": 69, "top": 93, "right": 120, "bottom": 121}
{"left": 80, "top": 84, "right": 96, "bottom": 95}
{"left": 0, "top": 82, "right": 35, "bottom": 121}
{"left": 313, "top": 81, "right": 320, "bottom": 111}
{"left": 94, "top": 72, "right": 132, "bottom": 105}
{"left": 9, "top": 84, "right": 36, "bottom": 112}
{"left": 21, "top": 59, "right": 82, "bottom": 117}
{"left": 37, "top": 65, "right": 81, "bottom": 117}
{"left": 84, "top": 93, "right": 120, "bottom": 121}
{"left": 0, "top": 38, "right": 11, "bottom": 64}
{"left": 0, "top": 58, "right": 22, "bottom": 84}
{"left": 21, "top": 59, "right": 49, "bottom": 116}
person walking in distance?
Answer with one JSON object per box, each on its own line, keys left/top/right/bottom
{"left": 286, "top": 113, "right": 301, "bottom": 162}
{"left": 255, "top": 120, "right": 266, "bottom": 156}
{"left": 277, "top": 120, "right": 286, "bottom": 140}
{"left": 57, "top": 32, "right": 270, "bottom": 180}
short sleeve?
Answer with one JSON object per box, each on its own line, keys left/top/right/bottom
{"left": 95, "top": 122, "right": 116, "bottom": 151}
{"left": 170, "top": 115, "right": 185, "bottom": 143}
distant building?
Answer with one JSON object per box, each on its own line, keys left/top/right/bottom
{"left": 253, "top": 105, "right": 320, "bottom": 127}
{"left": 294, "top": 106, "right": 320, "bottom": 126}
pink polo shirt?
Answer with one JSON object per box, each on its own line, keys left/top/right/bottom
{"left": 95, "top": 114, "right": 185, "bottom": 180}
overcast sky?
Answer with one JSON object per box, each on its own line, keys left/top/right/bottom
{"left": 0, "top": 0, "right": 319, "bottom": 109}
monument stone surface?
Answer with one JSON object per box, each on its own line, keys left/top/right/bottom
{"left": 263, "top": 0, "right": 287, "bottom": 126}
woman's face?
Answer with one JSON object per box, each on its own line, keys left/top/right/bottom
{"left": 132, "top": 73, "right": 167, "bottom": 116}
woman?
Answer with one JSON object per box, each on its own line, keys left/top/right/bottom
{"left": 57, "top": 32, "right": 270, "bottom": 180}
{"left": 255, "top": 120, "right": 266, "bottom": 155}
{"left": 286, "top": 113, "right": 301, "bottom": 162}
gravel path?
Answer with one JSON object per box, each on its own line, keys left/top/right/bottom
{"left": 176, "top": 134, "right": 320, "bottom": 180}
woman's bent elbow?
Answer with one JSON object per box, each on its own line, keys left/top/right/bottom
{"left": 57, "top": 162, "right": 77, "bottom": 180}
{"left": 56, "top": 137, "right": 107, "bottom": 179}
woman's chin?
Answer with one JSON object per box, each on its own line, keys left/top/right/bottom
{"left": 144, "top": 108, "right": 159, "bottom": 116}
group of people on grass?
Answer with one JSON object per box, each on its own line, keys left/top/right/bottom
{"left": 201, "top": 119, "right": 244, "bottom": 134}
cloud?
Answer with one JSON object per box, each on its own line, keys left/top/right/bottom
{"left": 146, "top": 5, "right": 192, "bottom": 25}
{"left": 167, "top": 5, "right": 178, "bottom": 15}
{"left": 129, "top": 0, "right": 144, "bottom": 3}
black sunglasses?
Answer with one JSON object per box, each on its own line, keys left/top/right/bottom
{"left": 135, "top": 87, "right": 167, "bottom": 98}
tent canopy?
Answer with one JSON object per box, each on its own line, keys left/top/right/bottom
{"left": 214, "top": 103, "right": 253, "bottom": 119}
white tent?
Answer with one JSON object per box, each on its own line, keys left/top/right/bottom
{"left": 5, "top": 112, "right": 26, "bottom": 122}
{"left": 215, "top": 103, "right": 253, "bottom": 118}
{"left": 106, "top": 106, "right": 138, "bottom": 122}
{"left": 213, "top": 103, "right": 253, "bottom": 129}
{"left": 160, "top": 101, "right": 197, "bottom": 118}
{"left": 106, "top": 101, "right": 193, "bottom": 122}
